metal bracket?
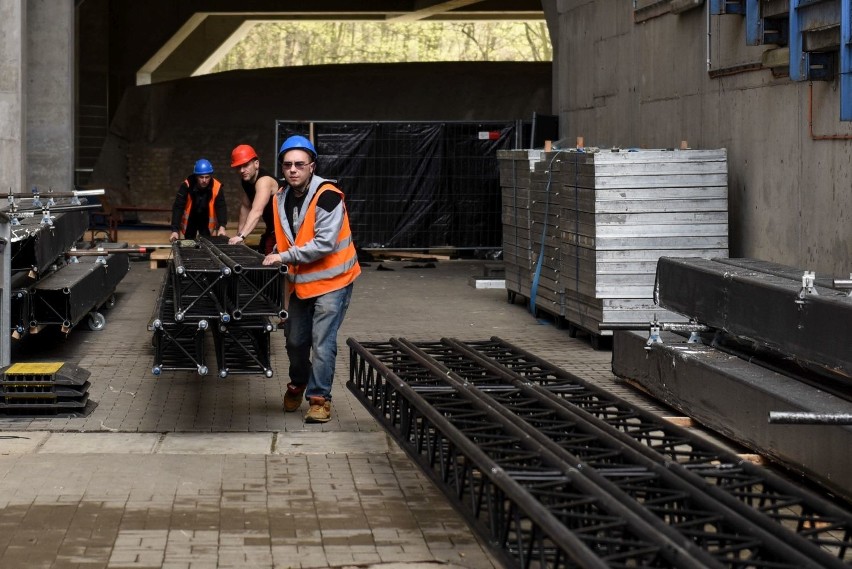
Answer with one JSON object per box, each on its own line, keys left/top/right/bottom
{"left": 646, "top": 319, "right": 663, "bottom": 347}
{"left": 796, "top": 270, "right": 819, "bottom": 302}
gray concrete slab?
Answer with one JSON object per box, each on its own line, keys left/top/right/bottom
{"left": 0, "top": 258, "right": 649, "bottom": 568}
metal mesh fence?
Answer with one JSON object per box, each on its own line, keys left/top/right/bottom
{"left": 275, "top": 120, "right": 526, "bottom": 250}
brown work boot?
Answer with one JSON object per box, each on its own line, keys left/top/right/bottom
{"left": 283, "top": 383, "right": 306, "bottom": 412}
{"left": 305, "top": 396, "right": 331, "bottom": 423}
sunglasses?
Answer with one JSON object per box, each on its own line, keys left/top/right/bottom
{"left": 281, "top": 161, "right": 312, "bottom": 170}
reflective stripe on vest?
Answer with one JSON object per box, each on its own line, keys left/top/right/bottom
{"left": 180, "top": 178, "right": 221, "bottom": 234}
{"left": 273, "top": 183, "right": 361, "bottom": 299}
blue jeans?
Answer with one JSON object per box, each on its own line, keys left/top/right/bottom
{"left": 284, "top": 283, "right": 353, "bottom": 401}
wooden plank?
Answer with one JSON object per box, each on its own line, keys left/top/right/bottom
{"left": 149, "top": 248, "right": 172, "bottom": 270}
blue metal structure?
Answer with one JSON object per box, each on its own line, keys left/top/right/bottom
{"left": 711, "top": 0, "right": 852, "bottom": 120}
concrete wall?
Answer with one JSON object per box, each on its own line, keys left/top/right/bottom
{"left": 552, "top": 0, "right": 852, "bottom": 277}
{"left": 89, "top": 61, "right": 552, "bottom": 223}
{"left": 0, "top": 0, "right": 25, "bottom": 194}
{"left": 27, "top": 0, "right": 75, "bottom": 191}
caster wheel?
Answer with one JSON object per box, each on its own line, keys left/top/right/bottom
{"left": 567, "top": 324, "right": 578, "bottom": 338}
{"left": 87, "top": 312, "right": 106, "bottom": 331}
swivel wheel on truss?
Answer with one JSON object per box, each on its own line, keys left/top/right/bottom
{"left": 87, "top": 311, "right": 106, "bottom": 331}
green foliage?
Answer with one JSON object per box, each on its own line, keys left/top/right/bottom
{"left": 211, "top": 21, "right": 551, "bottom": 72}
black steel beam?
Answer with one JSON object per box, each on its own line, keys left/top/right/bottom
{"left": 612, "top": 329, "right": 852, "bottom": 503}
{"left": 654, "top": 257, "right": 852, "bottom": 379}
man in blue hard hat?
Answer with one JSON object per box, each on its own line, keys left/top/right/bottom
{"left": 262, "top": 135, "right": 361, "bottom": 423}
{"left": 169, "top": 158, "right": 228, "bottom": 242}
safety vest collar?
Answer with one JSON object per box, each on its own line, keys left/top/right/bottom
{"left": 276, "top": 175, "right": 335, "bottom": 245}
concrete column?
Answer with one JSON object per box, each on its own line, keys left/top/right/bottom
{"left": 0, "top": 0, "right": 26, "bottom": 194}
{"left": 26, "top": 0, "right": 74, "bottom": 191}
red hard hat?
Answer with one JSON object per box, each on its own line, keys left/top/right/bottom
{"left": 230, "top": 144, "right": 258, "bottom": 167}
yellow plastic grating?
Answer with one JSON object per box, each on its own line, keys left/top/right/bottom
{"left": 5, "top": 363, "right": 64, "bottom": 375}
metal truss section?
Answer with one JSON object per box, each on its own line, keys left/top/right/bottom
{"left": 150, "top": 240, "right": 285, "bottom": 378}
{"left": 30, "top": 250, "right": 130, "bottom": 332}
{"left": 464, "top": 337, "right": 852, "bottom": 564}
{"left": 10, "top": 288, "right": 30, "bottom": 337}
{"left": 199, "top": 237, "right": 287, "bottom": 321}
{"left": 171, "top": 241, "right": 230, "bottom": 322}
{"left": 349, "top": 337, "right": 852, "bottom": 568}
{"left": 212, "top": 317, "right": 274, "bottom": 378}
{"left": 348, "top": 340, "right": 685, "bottom": 569}
{"left": 150, "top": 268, "right": 209, "bottom": 376}
{"left": 10, "top": 209, "right": 89, "bottom": 277}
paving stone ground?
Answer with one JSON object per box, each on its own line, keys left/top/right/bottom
{"left": 0, "top": 257, "right": 676, "bottom": 568}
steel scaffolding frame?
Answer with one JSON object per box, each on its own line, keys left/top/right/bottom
{"left": 348, "top": 337, "right": 852, "bottom": 568}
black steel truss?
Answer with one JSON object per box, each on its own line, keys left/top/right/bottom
{"left": 200, "top": 238, "right": 287, "bottom": 321}
{"left": 348, "top": 337, "right": 852, "bottom": 568}
{"left": 30, "top": 250, "right": 130, "bottom": 332}
{"left": 149, "top": 239, "right": 286, "bottom": 378}
{"left": 212, "top": 317, "right": 274, "bottom": 378}
{"left": 150, "top": 267, "right": 209, "bottom": 376}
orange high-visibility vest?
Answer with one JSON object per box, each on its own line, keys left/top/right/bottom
{"left": 273, "top": 183, "right": 360, "bottom": 299}
{"left": 180, "top": 178, "right": 222, "bottom": 234}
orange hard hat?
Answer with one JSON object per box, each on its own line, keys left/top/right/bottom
{"left": 230, "top": 144, "right": 258, "bottom": 167}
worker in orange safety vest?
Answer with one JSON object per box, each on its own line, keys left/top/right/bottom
{"left": 262, "top": 135, "right": 360, "bottom": 423}
{"left": 169, "top": 158, "right": 227, "bottom": 242}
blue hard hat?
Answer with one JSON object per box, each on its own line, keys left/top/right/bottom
{"left": 278, "top": 135, "right": 317, "bottom": 160}
{"left": 194, "top": 158, "right": 214, "bottom": 175}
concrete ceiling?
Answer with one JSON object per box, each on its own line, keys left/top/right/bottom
{"left": 135, "top": 0, "right": 545, "bottom": 84}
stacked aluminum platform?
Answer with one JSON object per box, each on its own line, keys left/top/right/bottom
{"left": 499, "top": 147, "right": 729, "bottom": 340}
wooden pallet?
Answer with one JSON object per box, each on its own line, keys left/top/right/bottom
{"left": 149, "top": 248, "right": 172, "bottom": 269}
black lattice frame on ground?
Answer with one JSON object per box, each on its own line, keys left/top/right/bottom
{"left": 350, "top": 340, "right": 689, "bottom": 569}
{"left": 348, "top": 337, "right": 852, "bottom": 569}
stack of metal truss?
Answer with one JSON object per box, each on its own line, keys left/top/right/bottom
{"left": 349, "top": 336, "right": 852, "bottom": 568}
{"left": 9, "top": 201, "right": 131, "bottom": 337}
{"left": 149, "top": 237, "right": 287, "bottom": 378}
{"left": 498, "top": 148, "right": 729, "bottom": 338}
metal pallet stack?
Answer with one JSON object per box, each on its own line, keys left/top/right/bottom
{"left": 498, "top": 149, "right": 541, "bottom": 301}
{"left": 498, "top": 147, "right": 729, "bottom": 341}
{"left": 149, "top": 237, "right": 286, "bottom": 378}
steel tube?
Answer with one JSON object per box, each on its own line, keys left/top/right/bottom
{"left": 769, "top": 411, "right": 852, "bottom": 425}
{"left": 67, "top": 248, "right": 146, "bottom": 256}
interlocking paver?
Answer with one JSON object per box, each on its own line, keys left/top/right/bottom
{"left": 0, "top": 259, "right": 666, "bottom": 567}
